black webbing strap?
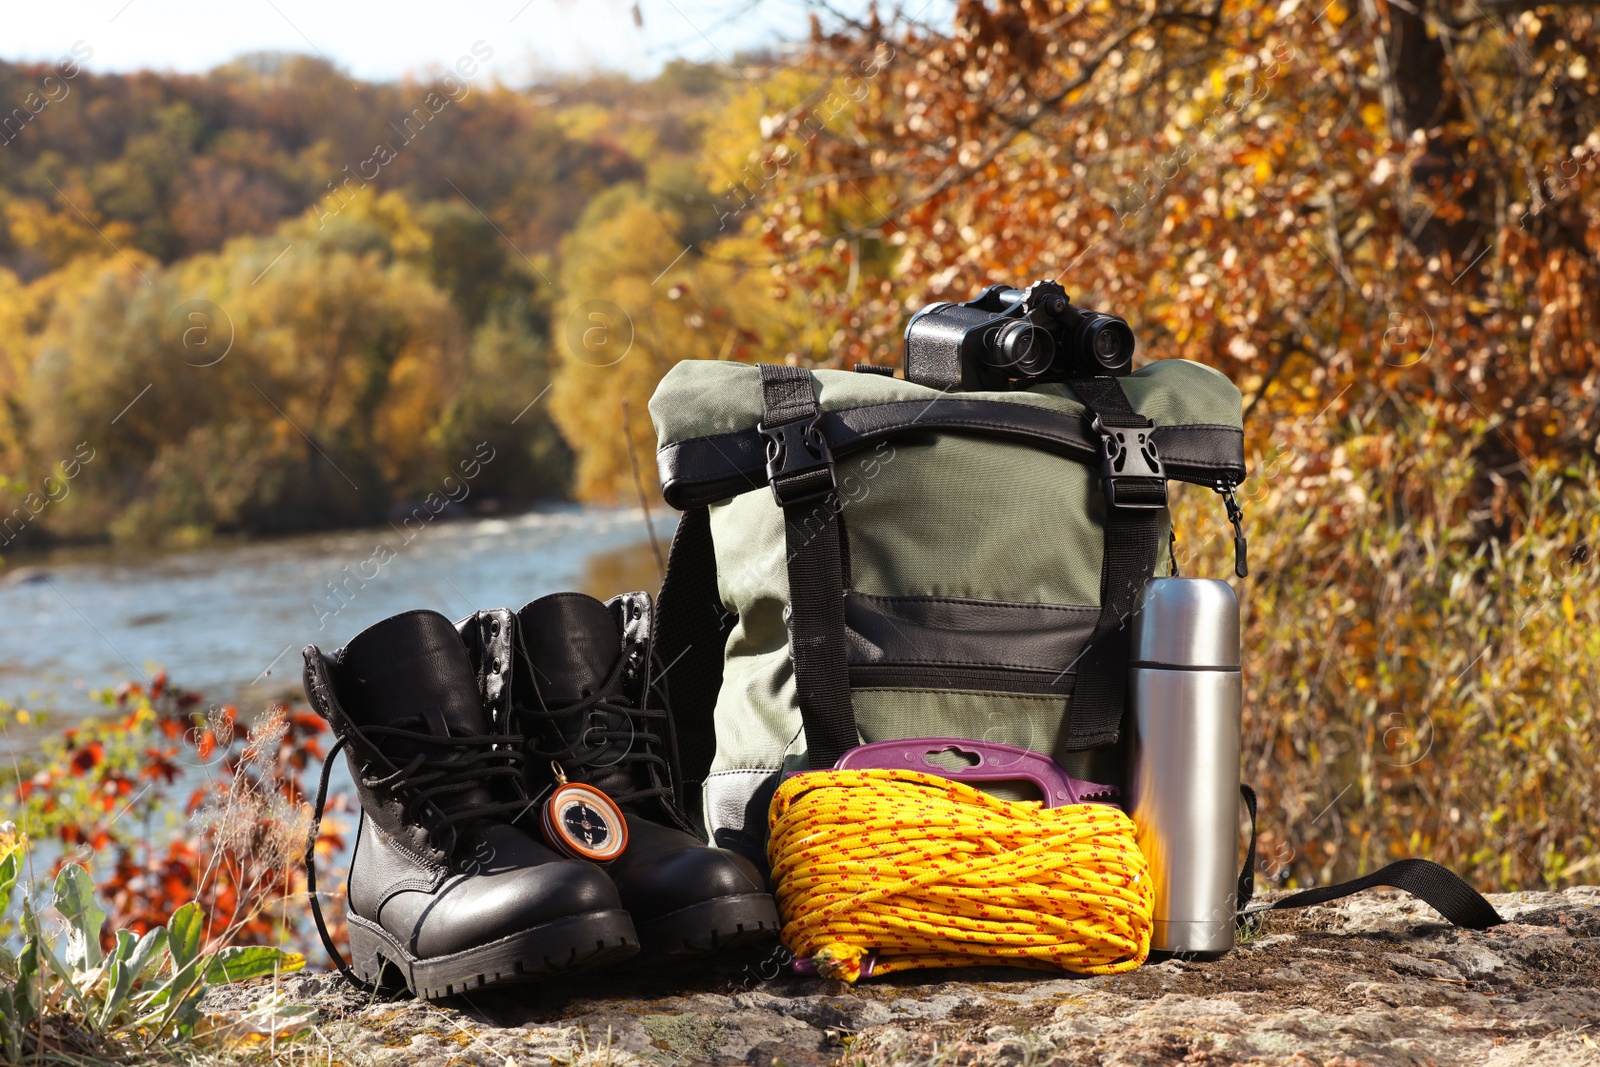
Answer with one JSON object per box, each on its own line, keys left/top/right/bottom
{"left": 1061, "top": 377, "right": 1167, "bottom": 750}
{"left": 1237, "top": 785, "right": 1503, "bottom": 930}
{"left": 758, "top": 364, "right": 858, "bottom": 769}
{"left": 652, "top": 505, "right": 732, "bottom": 818}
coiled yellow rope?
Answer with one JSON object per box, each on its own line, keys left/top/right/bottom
{"left": 768, "top": 768, "right": 1154, "bottom": 981}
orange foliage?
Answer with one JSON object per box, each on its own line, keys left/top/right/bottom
{"left": 739, "top": 0, "right": 1599, "bottom": 475}
{"left": 11, "top": 675, "right": 343, "bottom": 952}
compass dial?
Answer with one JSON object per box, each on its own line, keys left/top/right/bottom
{"left": 541, "top": 782, "right": 627, "bottom": 861}
{"left": 561, "top": 800, "right": 610, "bottom": 847}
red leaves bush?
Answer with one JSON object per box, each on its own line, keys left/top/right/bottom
{"left": 9, "top": 673, "right": 345, "bottom": 954}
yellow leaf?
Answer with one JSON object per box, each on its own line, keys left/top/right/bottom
{"left": 1562, "top": 593, "right": 1576, "bottom": 625}
{"left": 1360, "top": 103, "right": 1388, "bottom": 137}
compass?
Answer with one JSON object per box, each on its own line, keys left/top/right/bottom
{"left": 540, "top": 762, "right": 628, "bottom": 862}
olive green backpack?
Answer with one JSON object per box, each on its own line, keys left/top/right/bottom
{"left": 648, "top": 359, "right": 1248, "bottom": 864}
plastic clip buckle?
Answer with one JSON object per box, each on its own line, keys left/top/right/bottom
{"left": 1092, "top": 415, "right": 1167, "bottom": 510}
{"left": 759, "top": 413, "right": 836, "bottom": 508}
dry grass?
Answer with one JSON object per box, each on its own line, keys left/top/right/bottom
{"left": 1170, "top": 401, "right": 1598, "bottom": 891}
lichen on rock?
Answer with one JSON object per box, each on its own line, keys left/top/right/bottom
{"left": 205, "top": 886, "right": 1600, "bottom": 1065}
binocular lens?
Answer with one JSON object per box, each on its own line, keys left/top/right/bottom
{"left": 994, "top": 321, "right": 1055, "bottom": 377}
{"left": 1079, "top": 315, "right": 1135, "bottom": 372}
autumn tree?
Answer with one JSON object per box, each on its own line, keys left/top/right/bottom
{"left": 0, "top": 55, "right": 737, "bottom": 542}
{"left": 548, "top": 181, "right": 787, "bottom": 500}
{"left": 18, "top": 191, "right": 464, "bottom": 539}
{"left": 697, "top": 0, "right": 1599, "bottom": 476}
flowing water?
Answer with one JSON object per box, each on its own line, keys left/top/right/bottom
{"left": 0, "top": 506, "right": 673, "bottom": 757}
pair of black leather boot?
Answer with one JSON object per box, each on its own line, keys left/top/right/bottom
{"left": 303, "top": 592, "right": 777, "bottom": 999}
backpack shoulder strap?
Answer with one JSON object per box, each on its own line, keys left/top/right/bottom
{"left": 757, "top": 364, "right": 859, "bottom": 770}
{"left": 1059, "top": 376, "right": 1168, "bottom": 751}
{"left": 653, "top": 505, "right": 733, "bottom": 825}
{"left": 1237, "top": 785, "right": 1504, "bottom": 930}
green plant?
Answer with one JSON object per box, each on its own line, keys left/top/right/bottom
{"left": 0, "top": 833, "right": 307, "bottom": 1065}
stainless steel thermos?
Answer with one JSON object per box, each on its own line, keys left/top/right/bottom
{"left": 1128, "top": 578, "right": 1242, "bottom": 956}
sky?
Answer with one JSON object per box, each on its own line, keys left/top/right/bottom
{"left": 0, "top": 0, "right": 847, "bottom": 84}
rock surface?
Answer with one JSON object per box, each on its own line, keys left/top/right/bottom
{"left": 208, "top": 886, "right": 1600, "bottom": 1065}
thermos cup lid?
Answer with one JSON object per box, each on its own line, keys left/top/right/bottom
{"left": 1130, "top": 578, "right": 1240, "bottom": 669}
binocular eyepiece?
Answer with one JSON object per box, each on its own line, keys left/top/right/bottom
{"left": 903, "top": 280, "right": 1136, "bottom": 392}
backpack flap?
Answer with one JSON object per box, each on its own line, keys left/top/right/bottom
{"left": 649, "top": 359, "right": 1245, "bottom": 861}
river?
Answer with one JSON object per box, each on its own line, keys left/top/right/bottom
{"left": 0, "top": 506, "right": 673, "bottom": 756}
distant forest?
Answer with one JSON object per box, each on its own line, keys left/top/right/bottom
{"left": 0, "top": 50, "right": 733, "bottom": 546}
{"left": 3, "top": 2, "right": 1598, "bottom": 552}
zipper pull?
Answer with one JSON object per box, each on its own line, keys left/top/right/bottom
{"left": 1220, "top": 485, "right": 1248, "bottom": 578}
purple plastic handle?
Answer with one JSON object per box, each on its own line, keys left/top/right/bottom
{"left": 831, "top": 738, "right": 1119, "bottom": 808}
{"left": 791, "top": 951, "right": 878, "bottom": 978}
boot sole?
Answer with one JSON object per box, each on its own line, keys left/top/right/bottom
{"left": 636, "top": 892, "right": 782, "bottom": 959}
{"left": 347, "top": 909, "right": 639, "bottom": 1000}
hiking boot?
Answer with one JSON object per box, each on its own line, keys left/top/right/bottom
{"left": 302, "top": 609, "right": 638, "bottom": 999}
{"left": 473, "top": 591, "right": 780, "bottom": 959}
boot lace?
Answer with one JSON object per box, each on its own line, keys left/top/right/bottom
{"left": 349, "top": 717, "right": 531, "bottom": 830}
{"left": 305, "top": 718, "right": 529, "bottom": 993}
{"left": 512, "top": 638, "right": 686, "bottom": 820}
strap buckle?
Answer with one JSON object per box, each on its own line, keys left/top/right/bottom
{"left": 759, "top": 412, "right": 836, "bottom": 508}
{"left": 1092, "top": 415, "right": 1168, "bottom": 510}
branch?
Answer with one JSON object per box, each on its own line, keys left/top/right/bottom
{"left": 1441, "top": 0, "right": 1600, "bottom": 26}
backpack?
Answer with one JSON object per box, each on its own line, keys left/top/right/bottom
{"left": 647, "top": 358, "right": 1247, "bottom": 865}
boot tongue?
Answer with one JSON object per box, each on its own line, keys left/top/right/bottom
{"left": 336, "top": 610, "right": 496, "bottom": 810}
{"left": 516, "top": 594, "right": 623, "bottom": 703}
{"left": 515, "top": 593, "right": 642, "bottom": 799}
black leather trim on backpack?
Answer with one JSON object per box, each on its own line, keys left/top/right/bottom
{"left": 848, "top": 664, "right": 1074, "bottom": 696}
{"left": 657, "top": 398, "right": 1246, "bottom": 509}
{"left": 669, "top": 372, "right": 1182, "bottom": 766}
{"left": 651, "top": 506, "right": 732, "bottom": 826}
